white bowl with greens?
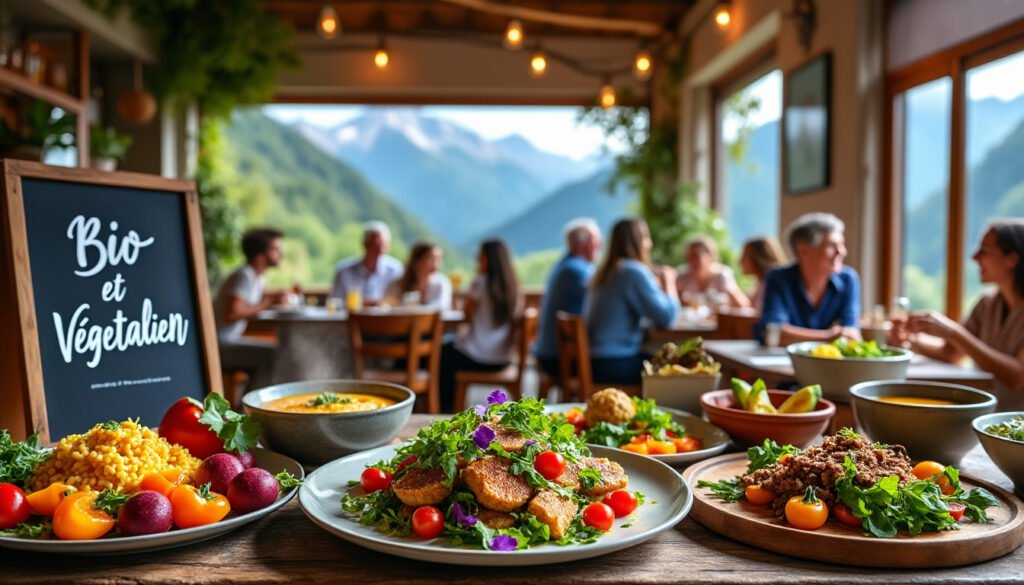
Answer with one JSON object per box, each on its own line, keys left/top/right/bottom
{"left": 787, "top": 340, "right": 912, "bottom": 403}
{"left": 973, "top": 412, "right": 1024, "bottom": 497}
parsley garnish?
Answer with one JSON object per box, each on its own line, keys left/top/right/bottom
{"left": 275, "top": 469, "right": 303, "bottom": 489}
{"left": 0, "top": 520, "right": 49, "bottom": 539}
{"left": 578, "top": 467, "right": 602, "bottom": 491}
{"left": 93, "top": 489, "right": 131, "bottom": 517}
{"left": 101, "top": 420, "right": 121, "bottom": 431}
{"left": 0, "top": 430, "right": 50, "bottom": 488}
{"left": 197, "top": 393, "right": 261, "bottom": 455}
{"left": 307, "top": 392, "right": 353, "bottom": 407}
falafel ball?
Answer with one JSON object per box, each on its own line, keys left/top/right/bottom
{"left": 585, "top": 387, "right": 636, "bottom": 426}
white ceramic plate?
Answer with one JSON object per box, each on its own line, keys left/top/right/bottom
{"left": 299, "top": 444, "right": 691, "bottom": 566}
{"left": 545, "top": 403, "right": 730, "bottom": 465}
{"left": 0, "top": 448, "right": 303, "bottom": 555}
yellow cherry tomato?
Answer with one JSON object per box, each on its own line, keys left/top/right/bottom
{"left": 784, "top": 487, "right": 828, "bottom": 530}
{"left": 912, "top": 460, "right": 955, "bottom": 494}
{"left": 52, "top": 492, "right": 115, "bottom": 540}
{"left": 170, "top": 484, "right": 231, "bottom": 529}
{"left": 25, "top": 483, "right": 77, "bottom": 517}
{"left": 744, "top": 485, "right": 775, "bottom": 506}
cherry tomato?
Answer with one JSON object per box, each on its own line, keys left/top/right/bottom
{"left": 833, "top": 502, "right": 862, "bottom": 527}
{"left": 672, "top": 436, "right": 703, "bottom": 453}
{"left": 52, "top": 492, "right": 114, "bottom": 540}
{"left": 564, "top": 408, "right": 586, "bottom": 433}
{"left": 911, "top": 460, "right": 946, "bottom": 481}
{"left": 159, "top": 397, "right": 224, "bottom": 459}
{"left": 744, "top": 485, "right": 775, "bottom": 506}
{"left": 603, "top": 489, "right": 638, "bottom": 517}
{"left": 784, "top": 487, "right": 829, "bottom": 530}
{"left": 411, "top": 505, "right": 444, "bottom": 539}
{"left": 582, "top": 502, "right": 615, "bottom": 531}
{"left": 0, "top": 483, "right": 31, "bottom": 529}
{"left": 533, "top": 451, "right": 567, "bottom": 481}
{"left": 360, "top": 468, "right": 394, "bottom": 493}
{"left": 946, "top": 501, "right": 967, "bottom": 521}
{"left": 25, "top": 482, "right": 76, "bottom": 517}
{"left": 170, "top": 484, "right": 231, "bottom": 529}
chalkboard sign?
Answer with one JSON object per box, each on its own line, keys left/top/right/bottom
{"left": 0, "top": 161, "right": 221, "bottom": 443}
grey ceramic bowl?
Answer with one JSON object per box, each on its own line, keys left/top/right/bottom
{"left": 641, "top": 373, "right": 721, "bottom": 415}
{"left": 788, "top": 342, "right": 912, "bottom": 403}
{"left": 972, "top": 412, "right": 1024, "bottom": 497}
{"left": 850, "top": 380, "right": 997, "bottom": 464}
{"left": 242, "top": 379, "right": 414, "bottom": 465}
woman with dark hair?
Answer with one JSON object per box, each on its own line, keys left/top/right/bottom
{"left": 439, "top": 239, "right": 520, "bottom": 411}
{"left": 584, "top": 218, "right": 678, "bottom": 385}
{"left": 894, "top": 219, "right": 1024, "bottom": 409}
{"left": 386, "top": 241, "right": 452, "bottom": 309}
{"left": 740, "top": 235, "right": 787, "bottom": 314}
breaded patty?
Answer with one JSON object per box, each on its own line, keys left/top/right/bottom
{"left": 494, "top": 426, "right": 529, "bottom": 453}
{"left": 461, "top": 456, "right": 532, "bottom": 512}
{"left": 392, "top": 467, "right": 452, "bottom": 506}
{"left": 526, "top": 490, "right": 577, "bottom": 539}
{"left": 553, "top": 457, "right": 628, "bottom": 496}
{"left": 476, "top": 508, "right": 517, "bottom": 529}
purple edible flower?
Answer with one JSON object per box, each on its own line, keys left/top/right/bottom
{"left": 486, "top": 389, "right": 509, "bottom": 406}
{"left": 524, "top": 439, "right": 538, "bottom": 448}
{"left": 489, "top": 535, "right": 518, "bottom": 552}
{"left": 451, "top": 503, "right": 478, "bottom": 528}
{"left": 473, "top": 425, "right": 496, "bottom": 450}
{"left": 474, "top": 403, "right": 489, "bottom": 417}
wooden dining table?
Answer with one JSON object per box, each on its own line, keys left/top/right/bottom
{"left": 6, "top": 414, "right": 1023, "bottom": 585}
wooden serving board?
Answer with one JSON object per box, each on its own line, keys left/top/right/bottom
{"left": 682, "top": 453, "right": 1024, "bottom": 568}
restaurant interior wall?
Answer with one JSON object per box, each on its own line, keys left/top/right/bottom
{"left": 678, "top": 0, "right": 885, "bottom": 306}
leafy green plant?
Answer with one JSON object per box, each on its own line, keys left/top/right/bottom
{"left": 0, "top": 101, "right": 75, "bottom": 154}
{"left": 89, "top": 124, "right": 133, "bottom": 160}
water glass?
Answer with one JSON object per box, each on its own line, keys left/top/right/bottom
{"left": 764, "top": 322, "right": 782, "bottom": 348}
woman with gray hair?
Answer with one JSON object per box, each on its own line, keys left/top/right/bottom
{"left": 754, "top": 212, "right": 861, "bottom": 345}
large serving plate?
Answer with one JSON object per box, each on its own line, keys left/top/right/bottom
{"left": 683, "top": 453, "right": 1024, "bottom": 568}
{"left": 299, "top": 444, "right": 691, "bottom": 566}
{"left": 545, "top": 403, "right": 730, "bottom": 466}
{"left": 0, "top": 448, "right": 303, "bottom": 555}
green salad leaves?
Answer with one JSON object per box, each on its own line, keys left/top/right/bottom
{"left": 696, "top": 439, "right": 796, "bottom": 503}
{"left": 0, "top": 430, "right": 50, "bottom": 487}
{"left": 577, "top": 397, "right": 685, "bottom": 447}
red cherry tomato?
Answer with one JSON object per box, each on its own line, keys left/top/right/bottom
{"left": 602, "top": 489, "right": 638, "bottom": 518}
{"left": 947, "top": 501, "right": 966, "bottom": 521}
{"left": 0, "top": 483, "right": 30, "bottom": 530}
{"left": 159, "top": 398, "right": 223, "bottom": 459}
{"left": 411, "top": 505, "right": 444, "bottom": 539}
{"left": 533, "top": 451, "right": 567, "bottom": 481}
{"left": 360, "top": 468, "right": 393, "bottom": 493}
{"left": 582, "top": 502, "right": 615, "bottom": 531}
{"left": 833, "top": 502, "right": 862, "bottom": 528}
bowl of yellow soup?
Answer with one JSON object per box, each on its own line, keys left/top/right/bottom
{"left": 242, "top": 380, "right": 415, "bottom": 464}
{"left": 787, "top": 341, "right": 912, "bottom": 404}
{"left": 849, "top": 380, "right": 997, "bottom": 464}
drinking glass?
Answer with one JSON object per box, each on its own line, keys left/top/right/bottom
{"left": 325, "top": 297, "right": 341, "bottom": 313}
{"left": 764, "top": 322, "right": 782, "bottom": 349}
{"left": 346, "top": 290, "right": 362, "bottom": 311}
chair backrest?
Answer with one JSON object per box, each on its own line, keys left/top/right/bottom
{"left": 347, "top": 310, "right": 443, "bottom": 384}
{"left": 555, "top": 311, "right": 594, "bottom": 401}
{"left": 716, "top": 307, "right": 758, "bottom": 339}
{"left": 516, "top": 307, "right": 539, "bottom": 375}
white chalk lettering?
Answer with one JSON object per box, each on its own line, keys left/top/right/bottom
{"left": 67, "top": 216, "right": 155, "bottom": 277}
{"left": 52, "top": 299, "right": 189, "bottom": 368}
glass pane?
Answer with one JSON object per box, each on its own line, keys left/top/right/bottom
{"left": 719, "top": 69, "right": 782, "bottom": 246}
{"left": 899, "top": 77, "right": 951, "bottom": 313}
{"left": 965, "top": 50, "right": 1024, "bottom": 310}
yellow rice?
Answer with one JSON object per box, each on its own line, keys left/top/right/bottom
{"left": 29, "top": 420, "right": 201, "bottom": 493}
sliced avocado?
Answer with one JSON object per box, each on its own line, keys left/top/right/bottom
{"left": 730, "top": 378, "right": 752, "bottom": 409}
{"left": 747, "top": 379, "right": 777, "bottom": 414}
{"left": 778, "top": 384, "right": 822, "bottom": 414}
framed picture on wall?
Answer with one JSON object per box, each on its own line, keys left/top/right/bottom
{"left": 783, "top": 52, "right": 831, "bottom": 194}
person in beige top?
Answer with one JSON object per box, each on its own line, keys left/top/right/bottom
{"left": 676, "top": 235, "right": 749, "bottom": 309}
{"left": 892, "top": 220, "right": 1024, "bottom": 410}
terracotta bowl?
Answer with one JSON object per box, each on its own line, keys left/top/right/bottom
{"left": 699, "top": 389, "right": 837, "bottom": 448}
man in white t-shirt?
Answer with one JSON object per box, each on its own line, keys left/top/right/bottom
{"left": 330, "top": 220, "right": 403, "bottom": 306}
{"left": 213, "top": 228, "right": 286, "bottom": 391}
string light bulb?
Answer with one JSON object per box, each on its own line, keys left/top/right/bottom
{"left": 633, "top": 48, "right": 653, "bottom": 81}
{"left": 713, "top": 1, "right": 731, "bottom": 29}
{"left": 503, "top": 19, "right": 524, "bottom": 50}
{"left": 599, "top": 80, "right": 616, "bottom": 109}
{"left": 529, "top": 50, "right": 547, "bottom": 77}
{"left": 374, "top": 37, "right": 389, "bottom": 69}
{"left": 317, "top": 4, "right": 340, "bottom": 39}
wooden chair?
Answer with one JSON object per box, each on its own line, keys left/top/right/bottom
{"left": 453, "top": 307, "right": 538, "bottom": 411}
{"left": 348, "top": 310, "right": 444, "bottom": 414}
{"left": 554, "top": 311, "right": 640, "bottom": 402}
{"left": 716, "top": 307, "right": 758, "bottom": 339}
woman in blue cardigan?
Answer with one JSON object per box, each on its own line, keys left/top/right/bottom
{"left": 584, "top": 218, "right": 679, "bottom": 385}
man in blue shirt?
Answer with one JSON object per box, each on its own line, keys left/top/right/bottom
{"left": 755, "top": 212, "right": 862, "bottom": 345}
{"left": 533, "top": 218, "right": 603, "bottom": 377}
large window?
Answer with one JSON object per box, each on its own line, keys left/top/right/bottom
{"left": 717, "top": 68, "right": 782, "bottom": 247}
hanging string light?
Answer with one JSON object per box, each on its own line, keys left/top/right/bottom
{"left": 529, "top": 49, "right": 547, "bottom": 77}
{"left": 374, "top": 36, "right": 390, "bottom": 69}
{"left": 632, "top": 48, "right": 653, "bottom": 81}
{"left": 713, "top": 1, "right": 732, "bottom": 29}
{"left": 503, "top": 19, "right": 524, "bottom": 50}
{"left": 599, "top": 79, "right": 616, "bottom": 109}
{"left": 317, "top": 4, "right": 340, "bottom": 39}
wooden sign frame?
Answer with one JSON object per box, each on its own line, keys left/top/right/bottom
{"left": 0, "top": 160, "right": 222, "bottom": 443}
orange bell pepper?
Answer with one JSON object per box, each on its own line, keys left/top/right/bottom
{"left": 671, "top": 435, "right": 704, "bottom": 453}
{"left": 621, "top": 442, "right": 649, "bottom": 455}
{"left": 140, "top": 469, "right": 186, "bottom": 498}
{"left": 170, "top": 484, "right": 230, "bottom": 529}
{"left": 26, "top": 483, "right": 77, "bottom": 517}
{"left": 645, "top": 439, "right": 678, "bottom": 455}
{"left": 52, "top": 492, "right": 115, "bottom": 540}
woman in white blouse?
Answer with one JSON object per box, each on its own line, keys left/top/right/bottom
{"left": 386, "top": 241, "right": 452, "bottom": 310}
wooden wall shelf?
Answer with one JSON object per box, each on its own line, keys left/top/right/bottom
{"left": 0, "top": 67, "right": 84, "bottom": 114}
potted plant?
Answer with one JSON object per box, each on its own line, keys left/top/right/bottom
{"left": 89, "top": 124, "right": 133, "bottom": 171}
{"left": 0, "top": 100, "right": 75, "bottom": 161}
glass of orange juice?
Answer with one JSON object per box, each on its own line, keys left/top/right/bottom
{"left": 346, "top": 290, "right": 362, "bottom": 311}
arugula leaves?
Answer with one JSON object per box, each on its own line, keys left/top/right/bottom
{"left": 577, "top": 397, "right": 685, "bottom": 446}
{"left": 0, "top": 430, "right": 50, "bottom": 487}
{"left": 695, "top": 478, "right": 745, "bottom": 502}
{"left": 745, "top": 439, "right": 799, "bottom": 473}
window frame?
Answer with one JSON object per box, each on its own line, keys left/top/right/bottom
{"left": 884, "top": 18, "right": 1024, "bottom": 321}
